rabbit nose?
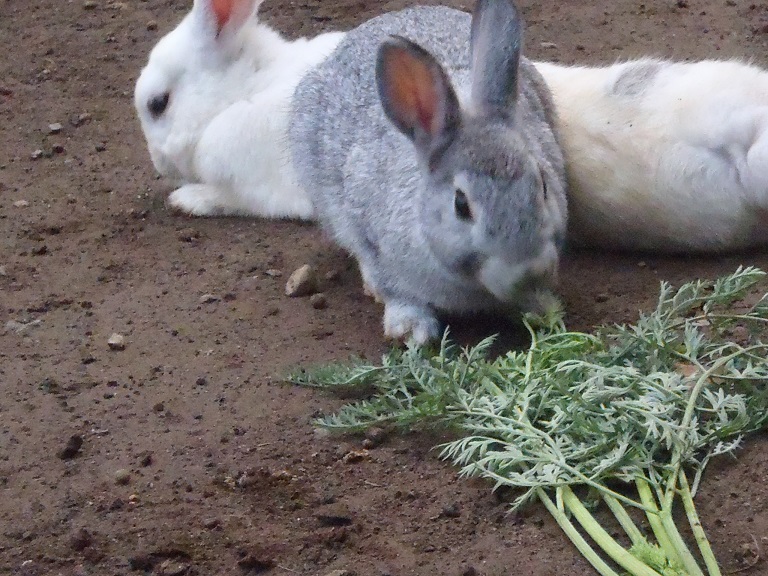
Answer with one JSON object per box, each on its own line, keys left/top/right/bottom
{"left": 148, "top": 92, "right": 170, "bottom": 118}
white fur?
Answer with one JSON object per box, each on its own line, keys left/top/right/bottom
{"left": 134, "top": 0, "right": 344, "bottom": 218}
{"left": 535, "top": 59, "right": 768, "bottom": 252}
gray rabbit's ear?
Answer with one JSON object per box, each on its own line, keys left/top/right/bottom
{"left": 376, "top": 36, "right": 460, "bottom": 166}
{"left": 470, "top": 0, "right": 523, "bottom": 120}
{"left": 193, "top": 0, "right": 260, "bottom": 41}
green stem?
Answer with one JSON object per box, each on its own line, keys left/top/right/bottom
{"left": 678, "top": 471, "right": 721, "bottom": 576}
{"left": 636, "top": 478, "right": 684, "bottom": 569}
{"left": 537, "top": 488, "right": 621, "bottom": 576}
{"left": 603, "top": 493, "right": 646, "bottom": 549}
{"left": 561, "top": 486, "right": 663, "bottom": 576}
{"left": 638, "top": 478, "right": 706, "bottom": 576}
{"left": 659, "top": 510, "right": 705, "bottom": 576}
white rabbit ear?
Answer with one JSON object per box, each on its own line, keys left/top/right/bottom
{"left": 470, "top": 0, "right": 523, "bottom": 120}
{"left": 376, "top": 36, "right": 460, "bottom": 167}
{"left": 193, "top": 0, "right": 260, "bottom": 40}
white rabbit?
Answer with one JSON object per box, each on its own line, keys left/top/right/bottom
{"left": 290, "top": 0, "right": 567, "bottom": 344}
{"left": 535, "top": 58, "right": 768, "bottom": 252}
{"left": 134, "top": 0, "right": 344, "bottom": 218}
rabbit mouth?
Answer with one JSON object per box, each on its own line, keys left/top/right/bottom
{"left": 477, "top": 250, "right": 558, "bottom": 304}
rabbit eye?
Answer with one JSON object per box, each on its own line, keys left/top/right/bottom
{"left": 454, "top": 189, "right": 472, "bottom": 221}
{"left": 148, "top": 92, "right": 170, "bottom": 118}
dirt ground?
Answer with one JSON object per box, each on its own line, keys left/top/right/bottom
{"left": 2, "top": 0, "right": 768, "bottom": 575}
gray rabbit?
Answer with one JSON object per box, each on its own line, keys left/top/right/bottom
{"left": 290, "top": 0, "right": 567, "bottom": 344}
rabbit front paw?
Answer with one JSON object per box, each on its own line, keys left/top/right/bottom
{"left": 383, "top": 302, "right": 441, "bottom": 345}
{"left": 167, "top": 184, "right": 236, "bottom": 216}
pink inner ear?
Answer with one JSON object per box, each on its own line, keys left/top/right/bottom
{"left": 385, "top": 49, "right": 441, "bottom": 137}
{"left": 211, "top": 0, "right": 236, "bottom": 34}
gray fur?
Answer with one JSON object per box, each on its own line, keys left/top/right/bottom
{"left": 611, "top": 59, "right": 663, "bottom": 97}
{"left": 289, "top": 2, "right": 567, "bottom": 342}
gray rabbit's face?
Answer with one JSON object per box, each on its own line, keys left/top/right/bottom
{"left": 420, "top": 124, "right": 560, "bottom": 303}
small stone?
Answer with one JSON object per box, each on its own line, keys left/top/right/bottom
{"left": 264, "top": 268, "right": 282, "bottom": 278}
{"left": 114, "top": 469, "right": 131, "bottom": 486}
{"left": 48, "top": 122, "right": 63, "bottom": 134}
{"left": 195, "top": 376, "right": 208, "bottom": 386}
{"left": 595, "top": 293, "right": 609, "bottom": 303}
{"left": 107, "top": 333, "right": 126, "bottom": 351}
{"left": 157, "top": 560, "right": 188, "bottom": 576}
{"left": 70, "top": 528, "right": 93, "bottom": 551}
{"left": 31, "top": 149, "right": 44, "bottom": 160}
{"left": 94, "top": 143, "right": 106, "bottom": 152}
{"left": 138, "top": 451, "right": 153, "bottom": 467}
{"left": 440, "top": 503, "right": 461, "bottom": 518}
{"left": 0, "top": 265, "right": 6, "bottom": 276}
{"left": 199, "top": 293, "right": 220, "bottom": 304}
{"left": 540, "top": 41, "right": 558, "bottom": 49}
{"left": 310, "top": 293, "right": 327, "bottom": 309}
{"left": 153, "top": 402, "right": 165, "bottom": 413}
{"left": 176, "top": 227, "right": 200, "bottom": 242}
{"left": 324, "top": 571, "right": 353, "bottom": 576}
{"left": 52, "top": 144, "right": 65, "bottom": 154}
{"left": 285, "top": 264, "right": 318, "bottom": 297}
{"left": 13, "top": 200, "right": 29, "bottom": 208}
{"left": 202, "top": 517, "right": 221, "bottom": 530}
{"left": 146, "top": 20, "right": 158, "bottom": 31}
{"left": 83, "top": 0, "right": 97, "bottom": 8}
{"left": 58, "top": 435, "right": 84, "bottom": 459}
{"left": 342, "top": 449, "right": 369, "bottom": 464}
{"left": 70, "top": 113, "right": 92, "bottom": 127}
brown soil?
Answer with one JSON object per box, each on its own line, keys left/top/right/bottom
{"left": 2, "top": 1, "right": 768, "bottom": 575}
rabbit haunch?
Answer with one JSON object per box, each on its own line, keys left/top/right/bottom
{"left": 290, "top": 1, "right": 567, "bottom": 344}
{"left": 536, "top": 58, "right": 768, "bottom": 252}
{"left": 134, "top": 0, "right": 344, "bottom": 218}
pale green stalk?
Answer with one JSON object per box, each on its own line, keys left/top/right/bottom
{"left": 537, "top": 488, "right": 621, "bottom": 576}
{"left": 561, "top": 487, "right": 664, "bottom": 576}
{"left": 636, "top": 478, "right": 686, "bottom": 570}
{"left": 602, "top": 493, "right": 646, "bottom": 549}
{"left": 678, "top": 471, "right": 721, "bottom": 576}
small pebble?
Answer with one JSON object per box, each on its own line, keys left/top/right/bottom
{"left": 114, "top": 469, "right": 131, "bottom": 486}
{"left": 199, "top": 293, "right": 220, "bottom": 304}
{"left": 264, "top": 268, "right": 282, "bottom": 278}
{"left": 58, "top": 435, "right": 84, "bottom": 460}
{"left": 147, "top": 20, "right": 158, "bottom": 31}
{"left": 83, "top": 0, "right": 97, "bottom": 8}
{"left": 70, "top": 528, "right": 93, "bottom": 551}
{"left": 31, "top": 149, "right": 44, "bottom": 160}
{"left": 285, "top": 264, "right": 318, "bottom": 297}
{"left": 310, "top": 293, "right": 327, "bottom": 309}
{"left": 70, "top": 112, "right": 92, "bottom": 127}
{"left": 48, "top": 122, "right": 63, "bottom": 134}
{"left": 107, "top": 333, "right": 126, "bottom": 351}
{"left": 13, "top": 200, "right": 29, "bottom": 208}
{"left": 540, "top": 41, "right": 558, "bottom": 49}
{"left": 202, "top": 517, "right": 221, "bottom": 529}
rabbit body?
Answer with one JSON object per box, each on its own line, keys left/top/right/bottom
{"left": 290, "top": 4, "right": 567, "bottom": 343}
{"left": 134, "top": 0, "right": 344, "bottom": 218}
{"left": 536, "top": 58, "right": 768, "bottom": 252}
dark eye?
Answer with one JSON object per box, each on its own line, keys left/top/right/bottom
{"left": 540, "top": 169, "right": 548, "bottom": 198}
{"left": 454, "top": 189, "right": 472, "bottom": 221}
{"left": 148, "top": 92, "right": 170, "bottom": 118}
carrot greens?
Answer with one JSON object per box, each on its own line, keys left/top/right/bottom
{"left": 290, "top": 266, "right": 768, "bottom": 576}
